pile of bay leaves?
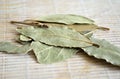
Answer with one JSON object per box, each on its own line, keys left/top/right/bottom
{"left": 0, "top": 14, "right": 120, "bottom": 66}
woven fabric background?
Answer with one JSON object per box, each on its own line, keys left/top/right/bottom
{"left": 0, "top": 0, "right": 120, "bottom": 79}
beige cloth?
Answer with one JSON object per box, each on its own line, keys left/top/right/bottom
{"left": 0, "top": 0, "right": 120, "bottom": 79}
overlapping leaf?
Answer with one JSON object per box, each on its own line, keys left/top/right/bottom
{"left": 17, "top": 26, "right": 97, "bottom": 48}
{"left": 31, "top": 41, "right": 78, "bottom": 64}
{"left": 82, "top": 37, "right": 120, "bottom": 66}
{"left": 19, "top": 35, "right": 79, "bottom": 64}
{"left": 0, "top": 42, "right": 31, "bottom": 54}
{"left": 34, "top": 14, "right": 94, "bottom": 24}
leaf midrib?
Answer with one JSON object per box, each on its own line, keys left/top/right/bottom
{"left": 42, "top": 33, "right": 93, "bottom": 45}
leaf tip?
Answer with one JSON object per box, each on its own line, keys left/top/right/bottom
{"left": 10, "top": 21, "right": 15, "bottom": 24}
{"left": 97, "top": 26, "right": 110, "bottom": 31}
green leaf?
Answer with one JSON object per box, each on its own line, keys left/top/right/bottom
{"left": 35, "top": 14, "right": 94, "bottom": 24}
{"left": 17, "top": 26, "right": 97, "bottom": 48}
{"left": 31, "top": 41, "right": 78, "bottom": 64}
{"left": 82, "top": 38, "right": 120, "bottom": 66}
{"left": 0, "top": 42, "right": 31, "bottom": 54}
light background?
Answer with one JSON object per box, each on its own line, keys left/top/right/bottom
{"left": 0, "top": 0, "right": 120, "bottom": 79}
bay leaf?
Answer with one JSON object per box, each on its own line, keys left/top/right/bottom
{"left": 31, "top": 41, "right": 78, "bottom": 64}
{"left": 82, "top": 38, "right": 120, "bottom": 66}
{"left": 34, "top": 14, "right": 94, "bottom": 24}
{"left": 0, "top": 42, "right": 31, "bottom": 54}
{"left": 12, "top": 20, "right": 98, "bottom": 32}
{"left": 17, "top": 26, "right": 98, "bottom": 48}
{"left": 22, "top": 20, "right": 109, "bottom": 32}
{"left": 43, "top": 23, "right": 109, "bottom": 32}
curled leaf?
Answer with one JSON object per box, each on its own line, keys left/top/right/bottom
{"left": 41, "top": 23, "right": 109, "bottom": 32}
{"left": 36, "top": 23, "right": 93, "bottom": 34}
{"left": 0, "top": 42, "right": 31, "bottom": 54}
{"left": 17, "top": 26, "right": 97, "bottom": 48}
{"left": 31, "top": 41, "right": 78, "bottom": 64}
{"left": 82, "top": 38, "right": 120, "bottom": 66}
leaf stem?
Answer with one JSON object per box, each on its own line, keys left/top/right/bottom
{"left": 97, "top": 26, "right": 110, "bottom": 31}
{"left": 10, "top": 21, "right": 48, "bottom": 28}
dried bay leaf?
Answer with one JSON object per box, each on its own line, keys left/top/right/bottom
{"left": 19, "top": 35, "right": 79, "bottom": 64}
{"left": 10, "top": 14, "right": 109, "bottom": 33}
{"left": 34, "top": 14, "right": 94, "bottom": 24}
{"left": 40, "top": 23, "right": 109, "bottom": 32}
{"left": 11, "top": 18, "right": 109, "bottom": 33}
{"left": 17, "top": 26, "right": 98, "bottom": 48}
{"left": 11, "top": 20, "right": 98, "bottom": 32}
{"left": 31, "top": 41, "right": 78, "bottom": 64}
{"left": 0, "top": 42, "right": 31, "bottom": 54}
{"left": 82, "top": 38, "right": 120, "bottom": 66}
